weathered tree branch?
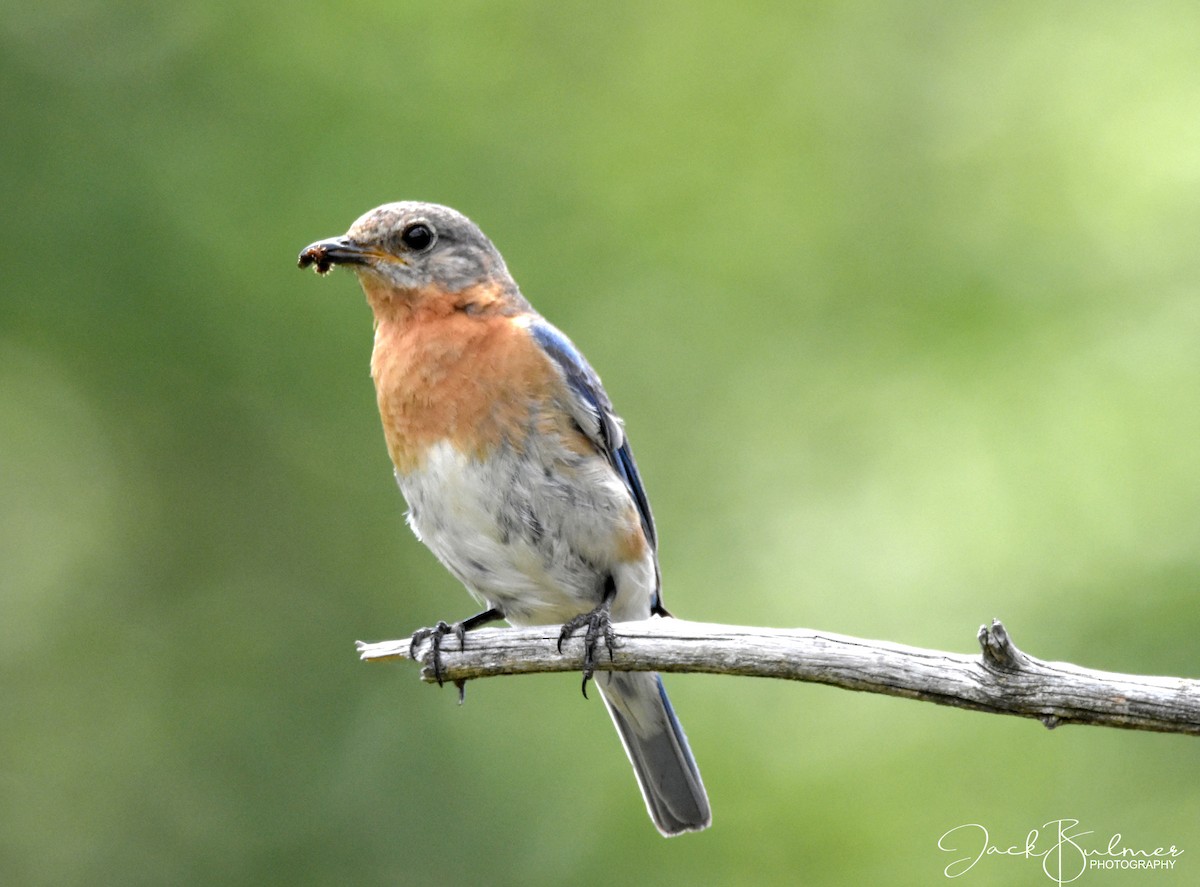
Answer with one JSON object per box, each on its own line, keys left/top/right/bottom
{"left": 356, "top": 618, "right": 1200, "bottom": 735}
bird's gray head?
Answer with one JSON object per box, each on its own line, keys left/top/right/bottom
{"left": 298, "top": 201, "right": 512, "bottom": 295}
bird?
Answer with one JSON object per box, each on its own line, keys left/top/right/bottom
{"left": 298, "top": 201, "right": 710, "bottom": 837}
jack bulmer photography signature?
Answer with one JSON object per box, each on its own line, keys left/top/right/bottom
{"left": 938, "top": 819, "right": 1183, "bottom": 884}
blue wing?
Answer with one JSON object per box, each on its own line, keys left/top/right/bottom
{"left": 529, "top": 318, "right": 662, "bottom": 568}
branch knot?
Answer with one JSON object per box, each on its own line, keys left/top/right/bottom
{"left": 977, "top": 619, "right": 1032, "bottom": 673}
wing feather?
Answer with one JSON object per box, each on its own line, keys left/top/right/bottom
{"left": 528, "top": 318, "right": 660, "bottom": 553}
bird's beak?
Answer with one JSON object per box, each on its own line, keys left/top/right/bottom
{"left": 297, "top": 236, "right": 376, "bottom": 275}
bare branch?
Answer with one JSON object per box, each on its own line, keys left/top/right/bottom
{"left": 356, "top": 618, "right": 1200, "bottom": 736}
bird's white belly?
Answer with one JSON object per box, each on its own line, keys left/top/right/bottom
{"left": 396, "top": 439, "right": 654, "bottom": 625}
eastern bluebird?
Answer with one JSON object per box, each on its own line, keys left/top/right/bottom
{"left": 298, "top": 201, "right": 710, "bottom": 836}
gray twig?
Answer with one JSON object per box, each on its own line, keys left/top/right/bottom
{"left": 356, "top": 618, "right": 1200, "bottom": 735}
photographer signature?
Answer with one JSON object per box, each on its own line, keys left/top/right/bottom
{"left": 938, "top": 819, "right": 1183, "bottom": 884}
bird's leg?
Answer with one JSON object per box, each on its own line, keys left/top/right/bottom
{"left": 557, "top": 578, "right": 618, "bottom": 699}
{"left": 410, "top": 607, "right": 504, "bottom": 689}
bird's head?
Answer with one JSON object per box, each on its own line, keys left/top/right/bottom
{"left": 299, "top": 202, "right": 516, "bottom": 306}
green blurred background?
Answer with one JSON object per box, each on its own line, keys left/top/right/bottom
{"left": 4, "top": 2, "right": 1199, "bottom": 884}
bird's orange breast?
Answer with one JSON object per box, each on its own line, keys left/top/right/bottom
{"left": 370, "top": 303, "right": 564, "bottom": 474}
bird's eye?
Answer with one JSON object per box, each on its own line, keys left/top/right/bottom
{"left": 400, "top": 223, "right": 435, "bottom": 252}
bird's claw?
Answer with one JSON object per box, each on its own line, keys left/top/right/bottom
{"left": 410, "top": 620, "right": 468, "bottom": 687}
{"left": 557, "top": 605, "right": 617, "bottom": 698}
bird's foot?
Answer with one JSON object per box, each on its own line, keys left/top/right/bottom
{"left": 408, "top": 607, "right": 504, "bottom": 698}
{"left": 409, "top": 620, "right": 467, "bottom": 687}
{"left": 557, "top": 603, "right": 617, "bottom": 699}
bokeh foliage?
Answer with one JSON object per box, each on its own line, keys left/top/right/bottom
{"left": 3, "top": 2, "right": 1200, "bottom": 884}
